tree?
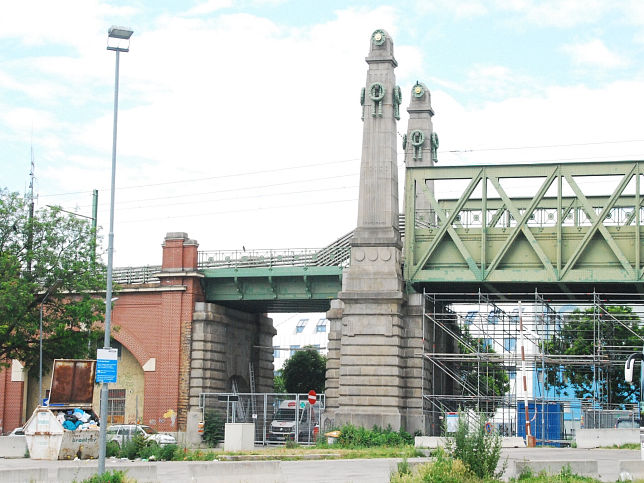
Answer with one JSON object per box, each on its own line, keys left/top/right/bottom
{"left": 0, "top": 189, "right": 106, "bottom": 370}
{"left": 455, "top": 326, "right": 509, "bottom": 414}
{"left": 544, "top": 305, "right": 644, "bottom": 405}
{"left": 281, "top": 347, "right": 326, "bottom": 394}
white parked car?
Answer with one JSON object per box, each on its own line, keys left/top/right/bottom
{"left": 106, "top": 424, "right": 176, "bottom": 447}
{"left": 8, "top": 427, "right": 24, "bottom": 436}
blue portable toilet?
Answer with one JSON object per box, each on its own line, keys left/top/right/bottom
{"left": 517, "top": 401, "right": 563, "bottom": 446}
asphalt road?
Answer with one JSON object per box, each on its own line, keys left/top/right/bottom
{"left": 0, "top": 448, "right": 640, "bottom": 482}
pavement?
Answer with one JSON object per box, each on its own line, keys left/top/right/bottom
{"left": 0, "top": 447, "right": 641, "bottom": 482}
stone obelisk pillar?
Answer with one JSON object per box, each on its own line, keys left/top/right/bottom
{"left": 326, "top": 29, "right": 406, "bottom": 430}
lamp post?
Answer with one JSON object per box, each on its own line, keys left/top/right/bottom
{"left": 98, "top": 25, "right": 133, "bottom": 475}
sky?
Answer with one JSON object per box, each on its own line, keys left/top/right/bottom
{"left": 3, "top": 0, "right": 644, "bottom": 270}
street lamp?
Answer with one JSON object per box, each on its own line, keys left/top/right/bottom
{"left": 98, "top": 25, "right": 133, "bottom": 475}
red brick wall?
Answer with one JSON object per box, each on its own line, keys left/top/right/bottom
{"left": 0, "top": 363, "right": 24, "bottom": 434}
{"left": 109, "top": 233, "right": 203, "bottom": 432}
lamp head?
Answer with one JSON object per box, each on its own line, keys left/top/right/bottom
{"left": 107, "top": 26, "right": 134, "bottom": 52}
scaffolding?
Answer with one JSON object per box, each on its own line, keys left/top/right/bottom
{"left": 421, "top": 289, "right": 644, "bottom": 442}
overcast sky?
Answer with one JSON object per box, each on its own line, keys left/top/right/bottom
{"left": 3, "top": 0, "right": 644, "bottom": 269}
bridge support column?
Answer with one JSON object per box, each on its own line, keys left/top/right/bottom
{"left": 185, "top": 302, "right": 275, "bottom": 444}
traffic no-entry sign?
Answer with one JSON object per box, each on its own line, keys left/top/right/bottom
{"left": 308, "top": 390, "right": 317, "bottom": 405}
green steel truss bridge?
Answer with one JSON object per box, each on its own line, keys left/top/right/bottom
{"left": 114, "top": 160, "right": 644, "bottom": 310}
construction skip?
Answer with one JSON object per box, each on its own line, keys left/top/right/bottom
{"left": 24, "top": 359, "right": 100, "bottom": 460}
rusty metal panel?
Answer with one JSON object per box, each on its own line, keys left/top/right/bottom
{"left": 48, "top": 359, "right": 96, "bottom": 407}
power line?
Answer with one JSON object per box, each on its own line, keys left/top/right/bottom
{"left": 118, "top": 197, "right": 357, "bottom": 224}
{"left": 38, "top": 157, "right": 360, "bottom": 198}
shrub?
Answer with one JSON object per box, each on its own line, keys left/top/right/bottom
{"left": 121, "top": 433, "right": 148, "bottom": 460}
{"left": 337, "top": 424, "right": 413, "bottom": 448}
{"left": 76, "top": 470, "right": 128, "bottom": 483}
{"left": 159, "top": 443, "right": 179, "bottom": 461}
{"left": 390, "top": 448, "right": 477, "bottom": 483}
{"left": 106, "top": 440, "right": 120, "bottom": 458}
{"left": 446, "top": 411, "right": 503, "bottom": 480}
{"left": 202, "top": 410, "right": 225, "bottom": 447}
{"left": 138, "top": 441, "right": 161, "bottom": 460}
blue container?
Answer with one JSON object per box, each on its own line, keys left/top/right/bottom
{"left": 517, "top": 401, "right": 563, "bottom": 446}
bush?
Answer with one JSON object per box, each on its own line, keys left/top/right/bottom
{"left": 159, "top": 443, "right": 179, "bottom": 461}
{"left": 76, "top": 470, "right": 128, "bottom": 483}
{"left": 390, "top": 448, "right": 478, "bottom": 483}
{"left": 202, "top": 411, "right": 225, "bottom": 447}
{"left": 138, "top": 441, "right": 161, "bottom": 460}
{"left": 121, "top": 433, "right": 148, "bottom": 460}
{"left": 446, "top": 411, "right": 503, "bottom": 480}
{"left": 106, "top": 440, "right": 120, "bottom": 458}
{"left": 336, "top": 424, "right": 413, "bottom": 448}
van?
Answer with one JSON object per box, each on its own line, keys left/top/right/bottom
{"left": 268, "top": 400, "right": 319, "bottom": 443}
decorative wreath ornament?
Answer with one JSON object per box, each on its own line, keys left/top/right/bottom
{"left": 413, "top": 83, "right": 425, "bottom": 98}
{"left": 360, "top": 87, "right": 366, "bottom": 120}
{"left": 410, "top": 130, "right": 425, "bottom": 160}
{"left": 371, "top": 29, "right": 386, "bottom": 46}
{"left": 393, "top": 85, "right": 402, "bottom": 120}
{"left": 369, "top": 82, "right": 385, "bottom": 117}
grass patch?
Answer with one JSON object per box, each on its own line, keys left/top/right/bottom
{"left": 74, "top": 470, "right": 134, "bottom": 483}
{"left": 601, "top": 442, "right": 639, "bottom": 450}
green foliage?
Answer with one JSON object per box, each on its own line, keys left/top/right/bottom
{"left": 106, "top": 440, "right": 120, "bottom": 457}
{"left": 336, "top": 424, "right": 413, "bottom": 448}
{"left": 180, "top": 449, "right": 217, "bottom": 461}
{"left": 390, "top": 448, "right": 478, "bottom": 483}
{"left": 159, "top": 443, "right": 180, "bottom": 460}
{"left": 512, "top": 464, "right": 601, "bottom": 482}
{"left": 0, "top": 189, "right": 106, "bottom": 369}
{"left": 446, "top": 411, "right": 503, "bottom": 480}
{"left": 544, "top": 306, "right": 644, "bottom": 405}
{"left": 273, "top": 373, "right": 287, "bottom": 393}
{"left": 281, "top": 347, "right": 326, "bottom": 393}
{"left": 75, "top": 470, "right": 129, "bottom": 483}
{"left": 456, "top": 326, "right": 509, "bottom": 413}
{"left": 121, "top": 433, "right": 148, "bottom": 460}
{"left": 202, "top": 410, "right": 225, "bottom": 447}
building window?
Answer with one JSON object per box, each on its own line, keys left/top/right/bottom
{"left": 290, "top": 345, "right": 300, "bottom": 356}
{"left": 316, "top": 318, "right": 327, "bottom": 332}
{"left": 107, "top": 388, "right": 126, "bottom": 424}
{"left": 296, "top": 319, "right": 308, "bottom": 333}
{"left": 482, "top": 338, "right": 493, "bottom": 350}
{"left": 464, "top": 311, "right": 477, "bottom": 325}
{"left": 273, "top": 346, "right": 280, "bottom": 358}
{"left": 504, "top": 338, "right": 517, "bottom": 352}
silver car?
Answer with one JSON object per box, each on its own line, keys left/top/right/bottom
{"left": 106, "top": 424, "right": 176, "bottom": 447}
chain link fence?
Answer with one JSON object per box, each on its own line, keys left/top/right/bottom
{"left": 199, "top": 393, "right": 325, "bottom": 446}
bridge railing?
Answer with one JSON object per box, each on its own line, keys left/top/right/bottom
{"left": 198, "top": 246, "right": 350, "bottom": 269}
{"left": 112, "top": 265, "right": 161, "bottom": 284}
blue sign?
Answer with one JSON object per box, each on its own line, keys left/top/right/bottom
{"left": 96, "top": 348, "right": 118, "bottom": 383}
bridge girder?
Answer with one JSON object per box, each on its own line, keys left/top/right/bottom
{"left": 404, "top": 160, "right": 644, "bottom": 294}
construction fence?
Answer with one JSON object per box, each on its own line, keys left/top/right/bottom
{"left": 199, "top": 392, "right": 325, "bottom": 446}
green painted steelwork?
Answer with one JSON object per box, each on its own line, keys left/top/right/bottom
{"left": 404, "top": 160, "right": 644, "bottom": 293}
{"left": 202, "top": 266, "right": 342, "bottom": 313}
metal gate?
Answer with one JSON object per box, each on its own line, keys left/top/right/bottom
{"left": 199, "top": 392, "right": 325, "bottom": 445}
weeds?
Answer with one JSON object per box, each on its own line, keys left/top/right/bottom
{"left": 75, "top": 470, "right": 131, "bottom": 483}
{"left": 335, "top": 424, "right": 413, "bottom": 448}
{"left": 446, "top": 411, "right": 504, "bottom": 480}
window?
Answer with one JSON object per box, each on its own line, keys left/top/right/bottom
{"left": 504, "top": 338, "right": 517, "bottom": 352}
{"left": 316, "top": 318, "right": 327, "bottom": 332}
{"left": 273, "top": 346, "right": 280, "bottom": 358}
{"left": 296, "top": 319, "right": 308, "bottom": 333}
{"left": 464, "top": 311, "right": 477, "bottom": 325}
{"left": 482, "top": 338, "right": 493, "bottom": 350}
{"left": 487, "top": 309, "right": 500, "bottom": 325}
{"left": 107, "top": 388, "right": 126, "bottom": 424}
{"left": 290, "top": 345, "right": 300, "bottom": 356}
